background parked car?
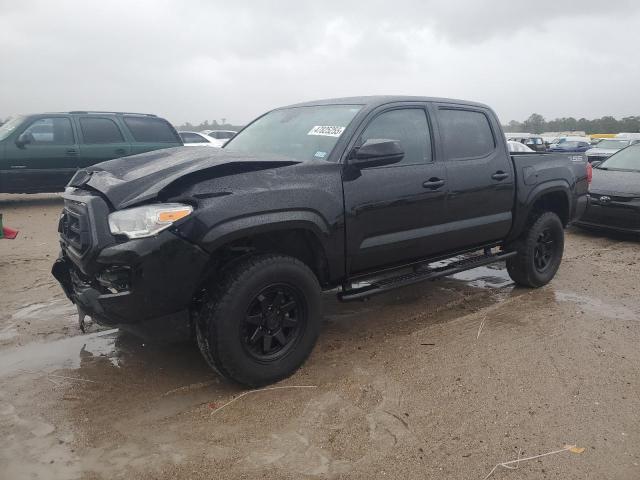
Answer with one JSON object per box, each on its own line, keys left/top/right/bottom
{"left": 507, "top": 140, "right": 535, "bottom": 153}
{"left": 585, "top": 138, "right": 640, "bottom": 163}
{"left": 201, "top": 129, "right": 237, "bottom": 143}
{"left": 548, "top": 140, "right": 591, "bottom": 153}
{"left": 179, "top": 131, "right": 224, "bottom": 147}
{"left": 576, "top": 144, "right": 640, "bottom": 233}
{"left": 547, "top": 136, "right": 591, "bottom": 149}
{"left": 0, "top": 111, "right": 182, "bottom": 193}
{"left": 506, "top": 134, "right": 546, "bottom": 152}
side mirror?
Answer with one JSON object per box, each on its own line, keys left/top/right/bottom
{"left": 15, "top": 132, "right": 32, "bottom": 148}
{"left": 350, "top": 139, "right": 404, "bottom": 168}
{"left": 591, "top": 160, "right": 602, "bottom": 168}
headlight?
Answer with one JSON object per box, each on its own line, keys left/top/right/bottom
{"left": 108, "top": 203, "right": 193, "bottom": 239}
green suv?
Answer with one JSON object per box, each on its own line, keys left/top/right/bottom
{"left": 0, "top": 112, "right": 183, "bottom": 193}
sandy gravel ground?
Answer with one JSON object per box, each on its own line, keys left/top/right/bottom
{"left": 1, "top": 193, "right": 639, "bottom": 479}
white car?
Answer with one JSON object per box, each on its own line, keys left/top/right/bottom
{"left": 179, "top": 131, "right": 224, "bottom": 147}
{"left": 201, "top": 129, "right": 237, "bottom": 143}
{"left": 507, "top": 140, "right": 535, "bottom": 153}
{"left": 585, "top": 138, "right": 640, "bottom": 163}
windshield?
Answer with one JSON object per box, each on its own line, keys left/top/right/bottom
{"left": 599, "top": 144, "right": 640, "bottom": 171}
{"left": 0, "top": 116, "right": 25, "bottom": 141}
{"left": 595, "top": 139, "right": 629, "bottom": 149}
{"left": 224, "top": 105, "right": 362, "bottom": 160}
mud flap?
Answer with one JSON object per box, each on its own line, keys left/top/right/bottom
{"left": 51, "top": 257, "right": 74, "bottom": 301}
{"left": 77, "top": 305, "right": 87, "bottom": 333}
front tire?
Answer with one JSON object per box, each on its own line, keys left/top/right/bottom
{"left": 196, "top": 254, "right": 321, "bottom": 387}
{"left": 507, "top": 211, "right": 564, "bottom": 288}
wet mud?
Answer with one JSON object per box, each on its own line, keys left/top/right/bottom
{"left": 1, "top": 193, "right": 639, "bottom": 479}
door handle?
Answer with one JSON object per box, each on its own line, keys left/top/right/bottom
{"left": 492, "top": 171, "right": 509, "bottom": 181}
{"left": 422, "top": 178, "right": 445, "bottom": 189}
{"left": 66, "top": 149, "right": 78, "bottom": 156}
{"left": 114, "top": 148, "right": 126, "bottom": 155}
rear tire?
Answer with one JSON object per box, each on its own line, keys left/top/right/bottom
{"left": 507, "top": 211, "right": 564, "bottom": 288}
{"left": 195, "top": 254, "right": 321, "bottom": 387}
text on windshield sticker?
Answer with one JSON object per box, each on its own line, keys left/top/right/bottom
{"left": 308, "top": 126, "right": 345, "bottom": 137}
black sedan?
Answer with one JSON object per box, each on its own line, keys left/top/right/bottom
{"left": 576, "top": 144, "right": 640, "bottom": 233}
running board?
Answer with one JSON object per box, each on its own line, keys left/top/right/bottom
{"left": 338, "top": 250, "right": 517, "bottom": 302}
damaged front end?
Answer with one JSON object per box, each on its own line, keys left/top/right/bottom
{"left": 52, "top": 148, "right": 300, "bottom": 341}
{"left": 52, "top": 187, "right": 209, "bottom": 342}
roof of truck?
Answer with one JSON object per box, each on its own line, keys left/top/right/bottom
{"left": 282, "top": 95, "right": 491, "bottom": 110}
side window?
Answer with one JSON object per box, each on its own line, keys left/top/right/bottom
{"left": 438, "top": 109, "right": 495, "bottom": 160}
{"left": 21, "top": 118, "right": 74, "bottom": 145}
{"left": 79, "top": 117, "right": 124, "bottom": 144}
{"left": 360, "top": 108, "right": 431, "bottom": 165}
{"left": 123, "top": 116, "right": 180, "bottom": 143}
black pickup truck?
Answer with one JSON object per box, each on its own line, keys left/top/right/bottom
{"left": 52, "top": 96, "right": 589, "bottom": 386}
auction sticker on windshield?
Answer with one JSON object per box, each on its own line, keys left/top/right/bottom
{"left": 308, "top": 126, "right": 345, "bottom": 137}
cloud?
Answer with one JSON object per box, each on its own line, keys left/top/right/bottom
{"left": 1, "top": 0, "right": 639, "bottom": 124}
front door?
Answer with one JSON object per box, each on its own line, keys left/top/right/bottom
{"left": 343, "top": 105, "right": 449, "bottom": 274}
{"left": 4, "top": 116, "right": 80, "bottom": 192}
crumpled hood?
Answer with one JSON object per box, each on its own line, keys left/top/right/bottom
{"left": 591, "top": 168, "right": 640, "bottom": 196}
{"left": 68, "top": 147, "right": 300, "bottom": 209}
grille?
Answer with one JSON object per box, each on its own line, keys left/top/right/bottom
{"left": 590, "top": 193, "right": 635, "bottom": 204}
{"left": 59, "top": 203, "right": 91, "bottom": 254}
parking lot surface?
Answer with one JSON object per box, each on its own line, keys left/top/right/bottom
{"left": 1, "top": 194, "right": 639, "bottom": 479}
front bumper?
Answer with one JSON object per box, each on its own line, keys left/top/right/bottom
{"left": 52, "top": 189, "right": 210, "bottom": 341}
{"left": 574, "top": 194, "right": 640, "bottom": 234}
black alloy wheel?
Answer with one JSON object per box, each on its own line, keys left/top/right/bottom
{"left": 242, "top": 284, "right": 306, "bottom": 361}
{"left": 506, "top": 211, "right": 565, "bottom": 288}
{"left": 195, "top": 254, "right": 321, "bottom": 387}
{"left": 533, "top": 228, "right": 557, "bottom": 272}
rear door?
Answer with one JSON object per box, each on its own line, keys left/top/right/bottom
{"left": 122, "top": 116, "right": 182, "bottom": 155}
{"left": 343, "top": 103, "right": 449, "bottom": 274}
{"left": 75, "top": 116, "right": 132, "bottom": 167}
{"left": 3, "top": 116, "right": 80, "bottom": 192}
{"left": 433, "top": 104, "right": 515, "bottom": 249}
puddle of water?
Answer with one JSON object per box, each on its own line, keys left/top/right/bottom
{"left": 0, "top": 327, "right": 18, "bottom": 341}
{"left": 555, "top": 291, "right": 638, "bottom": 321}
{"left": 12, "top": 299, "right": 76, "bottom": 321}
{"left": 450, "top": 264, "right": 513, "bottom": 289}
{"left": 0, "top": 329, "right": 120, "bottom": 377}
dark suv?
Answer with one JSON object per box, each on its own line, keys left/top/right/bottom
{"left": 0, "top": 112, "right": 182, "bottom": 193}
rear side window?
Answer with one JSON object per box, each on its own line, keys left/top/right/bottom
{"left": 21, "top": 117, "right": 75, "bottom": 145}
{"left": 360, "top": 108, "right": 432, "bottom": 165}
{"left": 123, "top": 116, "right": 179, "bottom": 143}
{"left": 79, "top": 117, "right": 124, "bottom": 144}
{"left": 438, "top": 109, "right": 495, "bottom": 160}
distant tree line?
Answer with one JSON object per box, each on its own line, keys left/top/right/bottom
{"left": 175, "top": 119, "right": 244, "bottom": 132}
{"left": 504, "top": 113, "right": 640, "bottom": 134}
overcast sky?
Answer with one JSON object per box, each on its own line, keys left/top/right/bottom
{"left": 1, "top": 0, "right": 639, "bottom": 125}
